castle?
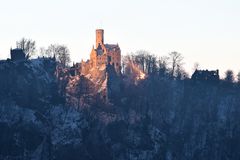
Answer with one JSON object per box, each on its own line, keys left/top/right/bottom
{"left": 90, "top": 29, "right": 121, "bottom": 73}
{"left": 66, "top": 29, "right": 122, "bottom": 103}
{"left": 71, "top": 29, "right": 121, "bottom": 76}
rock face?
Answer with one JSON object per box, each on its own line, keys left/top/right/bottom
{"left": 1, "top": 58, "right": 240, "bottom": 160}
{"left": 0, "top": 58, "right": 59, "bottom": 107}
{"left": 65, "top": 63, "right": 122, "bottom": 107}
{"left": 0, "top": 105, "right": 89, "bottom": 160}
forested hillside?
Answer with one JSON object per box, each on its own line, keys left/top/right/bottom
{"left": 0, "top": 57, "right": 240, "bottom": 160}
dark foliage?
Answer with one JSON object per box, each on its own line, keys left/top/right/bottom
{"left": 0, "top": 57, "right": 240, "bottom": 160}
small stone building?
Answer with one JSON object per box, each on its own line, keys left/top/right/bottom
{"left": 191, "top": 69, "right": 219, "bottom": 81}
{"left": 10, "top": 48, "right": 25, "bottom": 61}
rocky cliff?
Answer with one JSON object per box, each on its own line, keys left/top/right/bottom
{"left": 65, "top": 63, "right": 122, "bottom": 107}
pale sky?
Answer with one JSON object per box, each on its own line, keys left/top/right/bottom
{"left": 0, "top": 0, "right": 240, "bottom": 76}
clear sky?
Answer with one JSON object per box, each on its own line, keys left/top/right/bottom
{"left": 0, "top": 0, "right": 240, "bottom": 76}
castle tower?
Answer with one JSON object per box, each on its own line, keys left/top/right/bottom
{"left": 96, "top": 29, "right": 104, "bottom": 47}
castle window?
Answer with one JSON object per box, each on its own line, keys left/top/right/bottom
{"left": 116, "top": 63, "right": 118, "bottom": 66}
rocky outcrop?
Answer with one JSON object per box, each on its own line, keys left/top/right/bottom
{"left": 0, "top": 105, "right": 89, "bottom": 160}
{"left": 0, "top": 58, "right": 59, "bottom": 107}
{"left": 66, "top": 64, "right": 122, "bottom": 107}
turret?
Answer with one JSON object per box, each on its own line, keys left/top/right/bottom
{"left": 96, "top": 29, "right": 104, "bottom": 47}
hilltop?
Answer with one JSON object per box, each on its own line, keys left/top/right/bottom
{"left": 0, "top": 57, "right": 240, "bottom": 160}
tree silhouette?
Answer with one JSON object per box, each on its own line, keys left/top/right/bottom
{"left": 237, "top": 71, "right": 240, "bottom": 83}
{"left": 40, "top": 44, "right": 70, "bottom": 67}
{"left": 224, "top": 70, "right": 234, "bottom": 83}
{"left": 158, "top": 56, "right": 169, "bottom": 77}
{"left": 169, "top": 51, "right": 183, "bottom": 78}
{"left": 16, "top": 38, "right": 36, "bottom": 59}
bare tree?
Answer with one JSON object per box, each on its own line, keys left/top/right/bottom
{"left": 40, "top": 44, "right": 70, "bottom": 67}
{"left": 122, "top": 51, "right": 187, "bottom": 79}
{"left": 158, "top": 56, "right": 169, "bottom": 77}
{"left": 237, "top": 71, "right": 240, "bottom": 83}
{"left": 46, "top": 44, "right": 58, "bottom": 57}
{"left": 145, "top": 54, "right": 157, "bottom": 74}
{"left": 40, "top": 44, "right": 60, "bottom": 58}
{"left": 121, "top": 54, "right": 132, "bottom": 75}
{"left": 39, "top": 47, "right": 47, "bottom": 57}
{"left": 169, "top": 51, "right": 183, "bottom": 78}
{"left": 122, "top": 54, "right": 135, "bottom": 77}
{"left": 55, "top": 45, "right": 71, "bottom": 67}
{"left": 176, "top": 65, "right": 188, "bottom": 80}
{"left": 224, "top": 70, "right": 234, "bottom": 83}
{"left": 16, "top": 38, "right": 36, "bottom": 59}
{"left": 133, "top": 50, "right": 159, "bottom": 75}
{"left": 135, "top": 50, "right": 148, "bottom": 72}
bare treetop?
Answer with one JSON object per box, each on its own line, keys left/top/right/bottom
{"left": 16, "top": 38, "right": 36, "bottom": 59}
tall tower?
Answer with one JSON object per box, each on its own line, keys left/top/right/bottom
{"left": 96, "top": 29, "right": 104, "bottom": 47}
